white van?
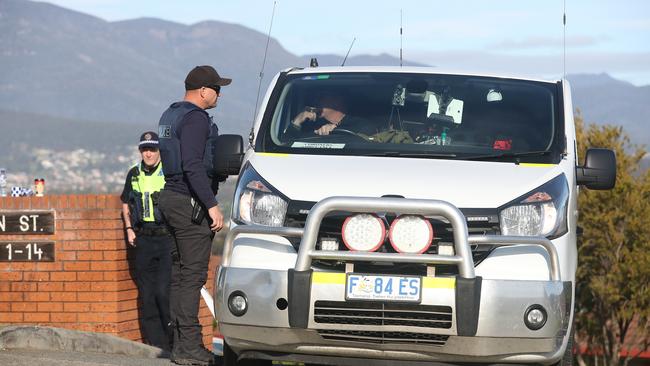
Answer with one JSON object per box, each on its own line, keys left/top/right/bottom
{"left": 212, "top": 66, "right": 616, "bottom": 366}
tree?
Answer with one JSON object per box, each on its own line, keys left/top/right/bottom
{"left": 574, "top": 112, "right": 650, "bottom": 366}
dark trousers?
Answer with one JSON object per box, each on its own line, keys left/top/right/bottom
{"left": 134, "top": 232, "right": 172, "bottom": 351}
{"left": 159, "top": 189, "right": 213, "bottom": 353}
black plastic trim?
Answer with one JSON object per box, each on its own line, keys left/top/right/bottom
{"left": 455, "top": 276, "right": 482, "bottom": 336}
{"left": 287, "top": 268, "right": 312, "bottom": 328}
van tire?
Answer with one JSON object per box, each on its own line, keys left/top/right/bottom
{"left": 222, "top": 342, "right": 272, "bottom": 366}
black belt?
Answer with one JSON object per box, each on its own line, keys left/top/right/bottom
{"left": 137, "top": 226, "right": 170, "bottom": 236}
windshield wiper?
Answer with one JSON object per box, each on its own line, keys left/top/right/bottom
{"left": 364, "top": 152, "right": 457, "bottom": 158}
{"left": 459, "top": 150, "right": 552, "bottom": 161}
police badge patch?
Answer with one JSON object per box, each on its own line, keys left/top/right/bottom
{"left": 159, "top": 125, "right": 172, "bottom": 138}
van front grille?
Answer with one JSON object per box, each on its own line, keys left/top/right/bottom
{"left": 314, "top": 300, "right": 452, "bottom": 329}
{"left": 317, "top": 329, "right": 449, "bottom": 346}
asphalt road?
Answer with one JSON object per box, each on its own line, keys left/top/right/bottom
{"left": 0, "top": 348, "right": 176, "bottom": 366}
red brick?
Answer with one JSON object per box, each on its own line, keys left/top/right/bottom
{"left": 56, "top": 196, "right": 68, "bottom": 209}
{"left": 103, "top": 250, "right": 127, "bottom": 261}
{"left": 75, "top": 271, "right": 103, "bottom": 281}
{"left": 77, "top": 251, "right": 103, "bottom": 261}
{"left": 96, "top": 195, "right": 107, "bottom": 209}
{"left": 68, "top": 323, "right": 94, "bottom": 332}
{"left": 50, "top": 272, "right": 76, "bottom": 281}
{"left": 12, "top": 302, "right": 38, "bottom": 312}
{"left": 0, "top": 282, "right": 9, "bottom": 291}
{"left": 63, "top": 220, "right": 91, "bottom": 230}
{"left": 77, "top": 231, "right": 103, "bottom": 240}
{"left": 61, "top": 241, "right": 90, "bottom": 251}
{"left": 51, "top": 312, "right": 77, "bottom": 322}
{"left": 24, "top": 292, "right": 50, "bottom": 302}
{"left": 0, "top": 271, "right": 22, "bottom": 281}
{"left": 23, "top": 272, "right": 50, "bottom": 281}
{"left": 101, "top": 220, "right": 123, "bottom": 230}
{"left": 93, "top": 241, "right": 123, "bottom": 250}
{"left": 63, "top": 261, "right": 90, "bottom": 271}
{"left": 57, "top": 231, "right": 78, "bottom": 241}
{"left": 64, "top": 303, "right": 91, "bottom": 312}
{"left": 118, "top": 309, "right": 138, "bottom": 321}
{"left": 93, "top": 323, "right": 118, "bottom": 333}
{"left": 0, "top": 312, "right": 22, "bottom": 322}
{"left": 64, "top": 282, "right": 91, "bottom": 292}
{"left": 90, "top": 261, "right": 116, "bottom": 271}
{"left": 2, "top": 292, "right": 23, "bottom": 301}
{"left": 77, "top": 292, "right": 101, "bottom": 302}
{"left": 0, "top": 303, "right": 10, "bottom": 311}
{"left": 86, "top": 196, "right": 97, "bottom": 209}
{"left": 11, "top": 282, "right": 37, "bottom": 292}
{"left": 56, "top": 251, "right": 77, "bottom": 261}
{"left": 8, "top": 263, "right": 38, "bottom": 271}
{"left": 117, "top": 299, "right": 138, "bottom": 312}
{"left": 38, "top": 302, "right": 63, "bottom": 312}
{"left": 24, "top": 312, "right": 50, "bottom": 322}
{"left": 117, "top": 289, "right": 138, "bottom": 301}
{"left": 50, "top": 292, "right": 76, "bottom": 302}
{"left": 90, "top": 302, "right": 116, "bottom": 312}
{"left": 79, "top": 312, "right": 118, "bottom": 323}
{"left": 117, "top": 279, "right": 136, "bottom": 291}
{"left": 92, "top": 282, "right": 118, "bottom": 292}
{"left": 117, "top": 319, "right": 140, "bottom": 332}
{"left": 35, "top": 262, "right": 62, "bottom": 271}
{"left": 38, "top": 282, "right": 63, "bottom": 292}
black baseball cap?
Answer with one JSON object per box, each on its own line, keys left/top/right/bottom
{"left": 139, "top": 131, "right": 159, "bottom": 149}
{"left": 184, "top": 65, "right": 232, "bottom": 90}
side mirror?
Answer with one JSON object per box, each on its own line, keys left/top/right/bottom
{"left": 576, "top": 148, "right": 616, "bottom": 190}
{"left": 213, "top": 134, "right": 244, "bottom": 176}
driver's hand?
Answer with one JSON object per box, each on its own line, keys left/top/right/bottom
{"left": 292, "top": 110, "right": 317, "bottom": 127}
{"left": 315, "top": 123, "right": 338, "bottom": 136}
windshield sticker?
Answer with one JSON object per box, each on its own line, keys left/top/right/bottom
{"left": 291, "top": 142, "right": 345, "bottom": 149}
{"left": 301, "top": 75, "right": 330, "bottom": 80}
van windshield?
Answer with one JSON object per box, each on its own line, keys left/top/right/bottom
{"left": 258, "top": 72, "right": 563, "bottom": 163}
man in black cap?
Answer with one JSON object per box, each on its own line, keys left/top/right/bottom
{"left": 121, "top": 131, "right": 172, "bottom": 352}
{"left": 158, "top": 65, "right": 231, "bottom": 366}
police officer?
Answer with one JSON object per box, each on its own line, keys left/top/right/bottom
{"left": 121, "top": 131, "right": 172, "bottom": 352}
{"left": 158, "top": 65, "right": 230, "bottom": 366}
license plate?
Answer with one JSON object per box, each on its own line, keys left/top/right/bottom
{"left": 345, "top": 274, "right": 421, "bottom": 302}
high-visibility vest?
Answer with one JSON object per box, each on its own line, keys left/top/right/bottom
{"left": 130, "top": 162, "right": 165, "bottom": 223}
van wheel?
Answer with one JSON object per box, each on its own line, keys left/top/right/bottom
{"left": 222, "top": 342, "right": 272, "bottom": 366}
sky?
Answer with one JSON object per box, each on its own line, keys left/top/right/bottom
{"left": 42, "top": 0, "right": 650, "bottom": 86}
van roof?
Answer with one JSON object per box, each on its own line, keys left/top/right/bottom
{"left": 286, "top": 66, "right": 561, "bottom": 84}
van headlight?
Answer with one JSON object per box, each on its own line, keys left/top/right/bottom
{"left": 499, "top": 174, "right": 569, "bottom": 238}
{"left": 233, "top": 165, "right": 288, "bottom": 227}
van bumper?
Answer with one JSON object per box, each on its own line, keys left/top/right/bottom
{"left": 216, "top": 266, "right": 572, "bottom": 365}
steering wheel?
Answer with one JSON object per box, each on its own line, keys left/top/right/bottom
{"left": 329, "top": 128, "right": 366, "bottom": 141}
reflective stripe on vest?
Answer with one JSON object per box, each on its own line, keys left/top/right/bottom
{"left": 131, "top": 163, "right": 165, "bottom": 222}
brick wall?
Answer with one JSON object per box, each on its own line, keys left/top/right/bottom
{"left": 0, "top": 194, "right": 216, "bottom": 349}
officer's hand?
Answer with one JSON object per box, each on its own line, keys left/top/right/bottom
{"left": 208, "top": 205, "right": 224, "bottom": 232}
{"left": 315, "top": 123, "right": 338, "bottom": 136}
{"left": 127, "top": 229, "right": 137, "bottom": 247}
{"left": 292, "top": 110, "right": 317, "bottom": 127}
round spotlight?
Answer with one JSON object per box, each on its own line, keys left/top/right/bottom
{"left": 341, "top": 213, "right": 386, "bottom": 252}
{"left": 228, "top": 291, "right": 248, "bottom": 317}
{"left": 524, "top": 304, "right": 547, "bottom": 330}
{"left": 389, "top": 215, "right": 434, "bottom": 254}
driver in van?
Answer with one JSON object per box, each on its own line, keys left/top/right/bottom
{"left": 287, "top": 94, "right": 377, "bottom": 137}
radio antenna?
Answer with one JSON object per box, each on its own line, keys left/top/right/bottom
{"left": 563, "top": 0, "right": 566, "bottom": 79}
{"left": 400, "top": 9, "right": 403, "bottom": 67}
{"left": 252, "top": 1, "right": 277, "bottom": 126}
{"left": 341, "top": 37, "right": 356, "bottom": 66}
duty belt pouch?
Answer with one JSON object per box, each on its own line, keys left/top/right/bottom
{"left": 190, "top": 197, "right": 206, "bottom": 225}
